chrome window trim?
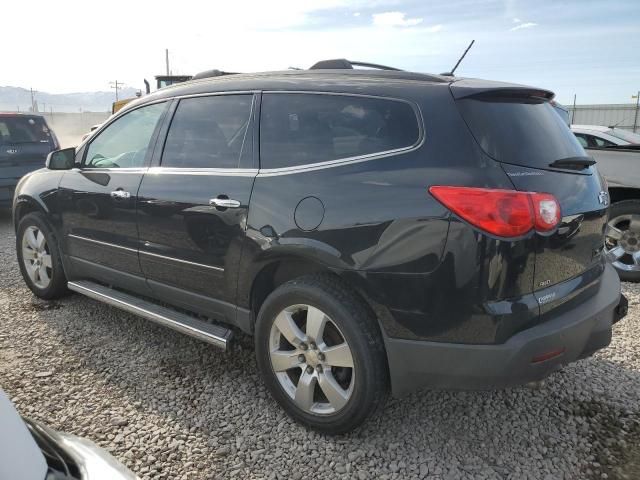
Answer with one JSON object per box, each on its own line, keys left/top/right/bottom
{"left": 68, "top": 234, "right": 225, "bottom": 272}
{"left": 68, "top": 234, "right": 138, "bottom": 253}
{"left": 139, "top": 250, "right": 224, "bottom": 272}
{"left": 147, "top": 167, "right": 258, "bottom": 176}
{"left": 257, "top": 90, "right": 425, "bottom": 177}
{"left": 171, "top": 90, "right": 257, "bottom": 100}
{"left": 72, "top": 167, "right": 149, "bottom": 174}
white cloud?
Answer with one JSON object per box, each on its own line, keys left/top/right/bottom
{"left": 354, "top": 12, "right": 361, "bottom": 17}
{"left": 372, "top": 11, "right": 424, "bottom": 27}
{"left": 513, "top": 17, "right": 521, "bottom": 23}
{"left": 510, "top": 22, "right": 538, "bottom": 31}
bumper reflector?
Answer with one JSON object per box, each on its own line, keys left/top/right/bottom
{"left": 531, "top": 348, "right": 566, "bottom": 364}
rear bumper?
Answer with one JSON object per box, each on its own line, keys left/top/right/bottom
{"left": 0, "top": 176, "right": 21, "bottom": 206}
{"left": 0, "top": 183, "right": 16, "bottom": 206}
{"left": 386, "top": 263, "right": 624, "bottom": 396}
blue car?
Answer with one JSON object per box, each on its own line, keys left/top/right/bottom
{"left": 0, "top": 113, "right": 59, "bottom": 207}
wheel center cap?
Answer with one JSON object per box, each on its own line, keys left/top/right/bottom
{"left": 620, "top": 231, "right": 639, "bottom": 252}
{"left": 305, "top": 350, "right": 320, "bottom": 368}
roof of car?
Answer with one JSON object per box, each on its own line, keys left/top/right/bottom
{"left": 119, "top": 67, "right": 554, "bottom": 115}
{"left": 0, "top": 112, "right": 44, "bottom": 117}
{"left": 137, "top": 69, "right": 451, "bottom": 101}
{"left": 571, "top": 125, "right": 612, "bottom": 132}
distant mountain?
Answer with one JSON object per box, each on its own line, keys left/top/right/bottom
{"left": 0, "top": 86, "right": 140, "bottom": 113}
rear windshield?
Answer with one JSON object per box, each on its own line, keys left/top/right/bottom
{"left": 457, "top": 95, "right": 587, "bottom": 168}
{"left": 0, "top": 116, "right": 53, "bottom": 145}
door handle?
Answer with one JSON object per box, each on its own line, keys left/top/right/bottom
{"left": 110, "top": 190, "right": 131, "bottom": 199}
{"left": 209, "top": 198, "right": 241, "bottom": 208}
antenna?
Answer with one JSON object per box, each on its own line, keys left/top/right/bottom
{"left": 441, "top": 40, "right": 475, "bottom": 77}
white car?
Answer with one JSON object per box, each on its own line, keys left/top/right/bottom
{"left": 0, "top": 389, "right": 138, "bottom": 479}
{"left": 571, "top": 124, "right": 640, "bottom": 148}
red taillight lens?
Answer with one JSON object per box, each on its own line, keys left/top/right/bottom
{"left": 429, "top": 186, "right": 561, "bottom": 238}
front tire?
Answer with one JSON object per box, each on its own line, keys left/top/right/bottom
{"left": 16, "top": 212, "right": 69, "bottom": 299}
{"left": 605, "top": 200, "right": 640, "bottom": 282}
{"left": 255, "top": 274, "right": 388, "bottom": 434}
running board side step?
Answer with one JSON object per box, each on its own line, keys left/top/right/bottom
{"left": 67, "top": 280, "right": 232, "bottom": 350}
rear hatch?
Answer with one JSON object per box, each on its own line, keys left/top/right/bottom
{"left": 452, "top": 81, "right": 608, "bottom": 315}
{"left": 0, "top": 115, "right": 57, "bottom": 180}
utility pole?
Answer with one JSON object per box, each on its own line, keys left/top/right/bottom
{"left": 571, "top": 94, "right": 577, "bottom": 125}
{"left": 30, "top": 88, "right": 37, "bottom": 112}
{"left": 166, "top": 48, "right": 170, "bottom": 75}
{"left": 110, "top": 80, "right": 125, "bottom": 102}
{"left": 633, "top": 91, "right": 639, "bottom": 133}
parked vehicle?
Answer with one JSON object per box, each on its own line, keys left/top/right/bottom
{"left": 572, "top": 124, "right": 640, "bottom": 148}
{"left": 0, "top": 113, "right": 59, "bottom": 207}
{"left": 571, "top": 125, "right": 640, "bottom": 281}
{"left": 13, "top": 61, "right": 627, "bottom": 433}
{"left": 0, "top": 388, "right": 137, "bottom": 479}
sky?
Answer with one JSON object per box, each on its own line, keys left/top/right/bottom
{"left": 4, "top": 0, "right": 639, "bottom": 105}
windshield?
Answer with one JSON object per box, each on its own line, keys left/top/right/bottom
{"left": 0, "top": 116, "right": 54, "bottom": 145}
{"left": 457, "top": 95, "right": 587, "bottom": 168}
{"left": 607, "top": 128, "right": 640, "bottom": 144}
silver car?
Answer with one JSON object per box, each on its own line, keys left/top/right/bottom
{"left": 0, "top": 389, "right": 138, "bottom": 480}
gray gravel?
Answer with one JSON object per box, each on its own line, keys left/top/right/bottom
{"left": 0, "top": 208, "right": 639, "bottom": 480}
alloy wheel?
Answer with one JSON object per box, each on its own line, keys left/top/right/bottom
{"left": 269, "top": 304, "right": 355, "bottom": 415}
{"left": 605, "top": 214, "right": 640, "bottom": 272}
{"left": 21, "top": 226, "right": 53, "bottom": 289}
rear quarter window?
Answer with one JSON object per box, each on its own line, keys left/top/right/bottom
{"left": 457, "top": 96, "right": 586, "bottom": 169}
{"left": 260, "top": 93, "right": 420, "bottom": 169}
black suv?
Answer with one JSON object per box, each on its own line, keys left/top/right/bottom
{"left": 13, "top": 62, "right": 627, "bottom": 433}
{"left": 1, "top": 113, "right": 59, "bottom": 207}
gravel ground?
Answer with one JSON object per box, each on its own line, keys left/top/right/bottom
{"left": 1, "top": 208, "right": 639, "bottom": 480}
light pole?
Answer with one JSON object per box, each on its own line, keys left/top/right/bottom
{"left": 633, "top": 91, "right": 639, "bottom": 133}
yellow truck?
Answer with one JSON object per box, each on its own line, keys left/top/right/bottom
{"left": 111, "top": 75, "right": 193, "bottom": 114}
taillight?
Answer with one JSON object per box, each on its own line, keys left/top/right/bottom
{"left": 531, "top": 193, "right": 561, "bottom": 232}
{"left": 429, "top": 186, "right": 561, "bottom": 238}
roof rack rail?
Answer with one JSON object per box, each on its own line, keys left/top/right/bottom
{"left": 309, "top": 59, "right": 402, "bottom": 71}
{"left": 192, "top": 69, "right": 239, "bottom": 80}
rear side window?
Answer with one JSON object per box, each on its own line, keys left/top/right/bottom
{"left": 591, "top": 135, "right": 616, "bottom": 148}
{"left": 457, "top": 95, "right": 587, "bottom": 168}
{"left": 161, "top": 95, "right": 253, "bottom": 169}
{"left": 574, "top": 133, "right": 589, "bottom": 148}
{"left": 0, "top": 116, "right": 53, "bottom": 146}
{"left": 260, "top": 93, "right": 420, "bottom": 169}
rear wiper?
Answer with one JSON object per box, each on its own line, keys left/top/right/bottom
{"left": 548, "top": 157, "right": 596, "bottom": 170}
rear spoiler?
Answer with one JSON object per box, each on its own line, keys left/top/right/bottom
{"left": 450, "top": 79, "right": 554, "bottom": 100}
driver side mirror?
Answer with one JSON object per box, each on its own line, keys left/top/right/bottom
{"left": 46, "top": 147, "right": 76, "bottom": 170}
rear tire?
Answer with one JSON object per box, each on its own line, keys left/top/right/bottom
{"left": 605, "top": 200, "right": 640, "bottom": 282}
{"left": 255, "top": 274, "right": 388, "bottom": 434}
{"left": 16, "top": 212, "right": 69, "bottom": 299}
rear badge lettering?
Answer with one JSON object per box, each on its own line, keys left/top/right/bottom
{"left": 539, "top": 279, "right": 552, "bottom": 288}
{"left": 598, "top": 191, "right": 609, "bottom": 206}
{"left": 538, "top": 292, "right": 556, "bottom": 305}
{"left": 506, "top": 171, "right": 544, "bottom": 177}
